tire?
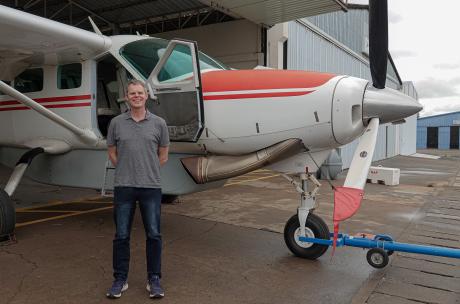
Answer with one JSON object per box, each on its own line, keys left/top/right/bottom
{"left": 284, "top": 213, "right": 330, "bottom": 259}
{"left": 366, "top": 248, "right": 389, "bottom": 269}
{"left": 0, "top": 189, "right": 16, "bottom": 238}
{"left": 161, "top": 195, "right": 178, "bottom": 204}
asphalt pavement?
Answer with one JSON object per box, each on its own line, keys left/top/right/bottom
{"left": 1, "top": 150, "right": 459, "bottom": 304}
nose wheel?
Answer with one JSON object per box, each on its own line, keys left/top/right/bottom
{"left": 284, "top": 213, "right": 330, "bottom": 259}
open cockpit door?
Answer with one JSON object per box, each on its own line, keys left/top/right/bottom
{"left": 146, "top": 40, "right": 204, "bottom": 142}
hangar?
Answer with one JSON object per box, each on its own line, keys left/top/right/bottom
{"left": 417, "top": 112, "right": 460, "bottom": 150}
{"left": 0, "top": 0, "right": 348, "bottom": 68}
{"left": 0, "top": 0, "right": 418, "bottom": 171}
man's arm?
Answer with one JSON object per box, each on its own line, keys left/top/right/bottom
{"left": 108, "top": 146, "right": 118, "bottom": 166}
{"left": 158, "top": 146, "right": 169, "bottom": 166}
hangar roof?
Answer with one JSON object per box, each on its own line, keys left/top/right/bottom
{"left": 199, "top": 0, "right": 348, "bottom": 26}
{"left": 418, "top": 111, "right": 460, "bottom": 121}
{"left": 0, "top": 0, "right": 347, "bottom": 34}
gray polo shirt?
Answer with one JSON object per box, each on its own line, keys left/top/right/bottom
{"left": 106, "top": 110, "right": 170, "bottom": 188}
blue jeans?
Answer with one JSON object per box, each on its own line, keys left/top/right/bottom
{"left": 112, "top": 187, "right": 162, "bottom": 281}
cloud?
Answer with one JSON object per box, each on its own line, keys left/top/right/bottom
{"left": 433, "top": 63, "right": 460, "bottom": 70}
{"left": 448, "top": 77, "right": 460, "bottom": 86}
{"left": 414, "top": 78, "right": 459, "bottom": 98}
{"left": 391, "top": 50, "right": 417, "bottom": 59}
{"left": 419, "top": 97, "right": 460, "bottom": 117}
{"left": 388, "top": 11, "right": 403, "bottom": 23}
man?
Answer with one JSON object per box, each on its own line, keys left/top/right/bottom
{"left": 105, "top": 80, "right": 169, "bottom": 299}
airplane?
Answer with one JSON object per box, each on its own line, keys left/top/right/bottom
{"left": 0, "top": 1, "right": 422, "bottom": 260}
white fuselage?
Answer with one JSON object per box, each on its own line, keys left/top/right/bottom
{"left": 0, "top": 35, "right": 371, "bottom": 193}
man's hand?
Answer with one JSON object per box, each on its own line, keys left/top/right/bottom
{"left": 158, "top": 146, "right": 169, "bottom": 166}
{"left": 108, "top": 146, "right": 118, "bottom": 166}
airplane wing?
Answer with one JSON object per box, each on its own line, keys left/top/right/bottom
{"left": 0, "top": 5, "right": 111, "bottom": 80}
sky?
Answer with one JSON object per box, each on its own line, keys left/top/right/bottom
{"left": 350, "top": 0, "right": 460, "bottom": 117}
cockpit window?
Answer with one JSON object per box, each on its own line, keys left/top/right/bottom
{"left": 120, "top": 38, "right": 228, "bottom": 79}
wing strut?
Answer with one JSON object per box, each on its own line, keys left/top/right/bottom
{"left": 0, "top": 80, "right": 100, "bottom": 146}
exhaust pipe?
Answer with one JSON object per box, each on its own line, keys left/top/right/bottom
{"left": 181, "top": 139, "right": 305, "bottom": 184}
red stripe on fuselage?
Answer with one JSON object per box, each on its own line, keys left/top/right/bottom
{"left": 201, "top": 70, "right": 335, "bottom": 93}
{"left": 0, "top": 102, "right": 92, "bottom": 112}
{"left": 203, "top": 90, "right": 314, "bottom": 100}
{"left": 0, "top": 94, "right": 92, "bottom": 106}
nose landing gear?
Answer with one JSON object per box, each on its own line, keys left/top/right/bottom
{"left": 282, "top": 172, "right": 330, "bottom": 259}
{"left": 284, "top": 212, "right": 329, "bottom": 259}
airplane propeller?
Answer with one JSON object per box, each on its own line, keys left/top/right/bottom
{"left": 332, "top": 0, "right": 418, "bottom": 247}
{"left": 348, "top": 0, "right": 388, "bottom": 178}
{"left": 369, "top": 0, "right": 388, "bottom": 89}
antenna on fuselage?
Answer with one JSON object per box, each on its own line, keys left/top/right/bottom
{"left": 88, "top": 16, "right": 103, "bottom": 35}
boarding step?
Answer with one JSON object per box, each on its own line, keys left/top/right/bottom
{"left": 367, "top": 165, "right": 400, "bottom": 186}
{"left": 101, "top": 159, "right": 115, "bottom": 197}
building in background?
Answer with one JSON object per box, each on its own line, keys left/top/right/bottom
{"left": 417, "top": 112, "right": 460, "bottom": 150}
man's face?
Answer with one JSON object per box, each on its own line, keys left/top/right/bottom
{"left": 126, "top": 84, "right": 147, "bottom": 110}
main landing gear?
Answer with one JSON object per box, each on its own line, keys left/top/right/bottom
{"left": 282, "top": 173, "right": 330, "bottom": 259}
{"left": 1, "top": 148, "right": 44, "bottom": 240}
{"left": 0, "top": 189, "right": 15, "bottom": 240}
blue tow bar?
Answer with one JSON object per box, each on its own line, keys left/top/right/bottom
{"left": 299, "top": 233, "right": 460, "bottom": 259}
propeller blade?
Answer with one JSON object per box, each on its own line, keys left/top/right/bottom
{"left": 369, "top": 0, "right": 388, "bottom": 89}
{"left": 344, "top": 118, "right": 380, "bottom": 190}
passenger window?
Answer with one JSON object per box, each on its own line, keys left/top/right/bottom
{"left": 58, "top": 63, "right": 82, "bottom": 89}
{"left": 14, "top": 68, "right": 43, "bottom": 93}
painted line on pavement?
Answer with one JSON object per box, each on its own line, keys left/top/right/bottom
{"left": 225, "top": 174, "right": 280, "bottom": 186}
{"left": 16, "top": 206, "right": 113, "bottom": 228}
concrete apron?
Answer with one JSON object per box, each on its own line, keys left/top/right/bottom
{"left": 0, "top": 152, "right": 459, "bottom": 304}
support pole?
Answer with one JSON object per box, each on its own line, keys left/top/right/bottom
{"left": 0, "top": 81, "right": 99, "bottom": 145}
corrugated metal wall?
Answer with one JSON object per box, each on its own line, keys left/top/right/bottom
{"left": 288, "top": 21, "right": 400, "bottom": 90}
{"left": 399, "top": 82, "right": 418, "bottom": 155}
{"left": 417, "top": 112, "right": 460, "bottom": 150}
{"left": 417, "top": 127, "right": 427, "bottom": 149}
{"left": 287, "top": 9, "right": 418, "bottom": 169}
{"left": 439, "top": 127, "right": 450, "bottom": 149}
{"left": 306, "top": 8, "right": 400, "bottom": 83}
{"left": 418, "top": 112, "right": 460, "bottom": 127}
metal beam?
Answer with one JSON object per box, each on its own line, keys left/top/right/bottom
{"left": 181, "top": 14, "right": 194, "bottom": 29}
{"left": 82, "top": 0, "right": 155, "bottom": 16}
{"left": 68, "top": 0, "right": 113, "bottom": 26}
{"left": 333, "top": 0, "right": 349, "bottom": 11}
{"left": 199, "top": 10, "right": 213, "bottom": 25}
{"left": 73, "top": 16, "right": 89, "bottom": 27}
{"left": 118, "top": 7, "right": 211, "bottom": 26}
{"left": 51, "top": 0, "right": 156, "bottom": 25}
{"left": 49, "top": 2, "right": 70, "bottom": 20}
{"left": 23, "top": 0, "right": 42, "bottom": 9}
{"left": 198, "top": 0, "right": 241, "bottom": 19}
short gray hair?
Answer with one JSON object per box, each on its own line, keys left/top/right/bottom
{"left": 126, "top": 79, "right": 147, "bottom": 93}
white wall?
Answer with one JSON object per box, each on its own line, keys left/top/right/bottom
{"left": 155, "top": 20, "right": 263, "bottom": 69}
{"left": 399, "top": 115, "right": 417, "bottom": 155}
{"left": 267, "top": 23, "right": 288, "bottom": 69}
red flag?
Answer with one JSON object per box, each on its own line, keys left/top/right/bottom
{"left": 332, "top": 186, "right": 364, "bottom": 254}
